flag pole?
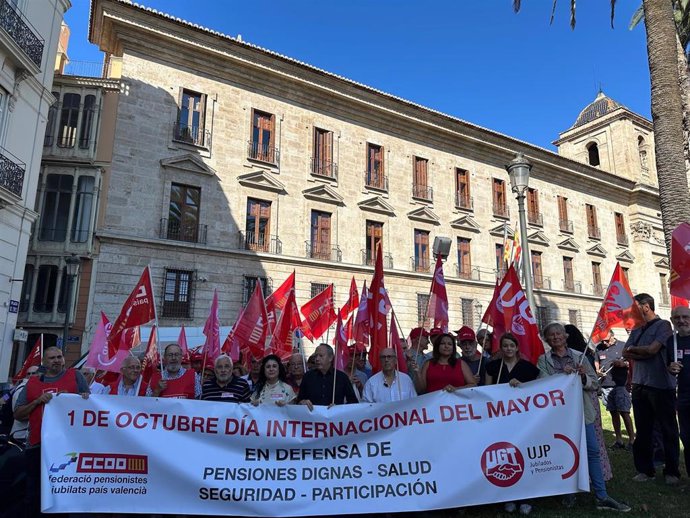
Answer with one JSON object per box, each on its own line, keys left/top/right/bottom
{"left": 415, "top": 262, "right": 437, "bottom": 359}
{"left": 147, "top": 265, "right": 163, "bottom": 374}
{"left": 477, "top": 315, "right": 492, "bottom": 376}
{"left": 674, "top": 329, "right": 679, "bottom": 363}
{"left": 331, "top": 340, "right": 337, "bottom": 406}
{"left": 497, "top": 358, "right": 504, "bottom": 384}
{"left": 390, "top": 319, "right": 402, "bottom": 401}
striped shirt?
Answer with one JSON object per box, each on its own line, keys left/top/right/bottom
{"left": 201, "top": 376, "right": 251, "bottom": 403}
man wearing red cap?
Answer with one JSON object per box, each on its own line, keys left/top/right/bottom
{"left": 457, "top": 326, "right": 485, "bottom": 385}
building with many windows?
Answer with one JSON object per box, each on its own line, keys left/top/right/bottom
{"left": 0, "top": 0, "right": 71, "bottom": 382}
{"left": 58, "top": 0, "right": 672, "bottom": 362}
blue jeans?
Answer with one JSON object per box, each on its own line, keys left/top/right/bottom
{"left": 586, "top": 422, "right": 607, "bottom": 500}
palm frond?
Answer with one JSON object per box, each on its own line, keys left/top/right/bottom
{"left": 549, "top": 0, "right": 558, "bottom": 25}
{"left": 569, "top": 0, "right": 576, "bottom": 30}
{"left": 629, "top": 5, "right": 644, "bottom": 30}
{"left": 610, "top": 0, "right": 616, "bottom": 28}
{"left": 513, "top": 0, "right": 521, "bottom": 13}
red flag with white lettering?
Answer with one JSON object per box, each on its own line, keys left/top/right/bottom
{"left": 107, "top": 267, "right": 156, "bottom": 358}
{"left": 427, "top": 255, "right": 449, "bottom": 332}
{"left": 266, "top": 271, "right": 295, "bottom": 331}
{"left": 339, "top": 277, "right": 360, "bottom": 320}
{"left": 233, "top": 281, "right": 269, "bottom": 360}
{"left": 590, "top": 263, "right": 645, "bottom": 344}
{"left": 485, "top": 266, "right": 543, "bottom": 364}
{"left": 13, "top": 335, "right": 42, "bottom": 383}
{"left": 353, "top": 282, "right": 370, "bottom": 353}
{"left": 269, "top": 289, "right": 302, "bottom": 360}
{"left": 368, "top": 243, "right": 389, "bottom": 373}
{"left": 300, "top": 284, "right": 337, "bottom": 341}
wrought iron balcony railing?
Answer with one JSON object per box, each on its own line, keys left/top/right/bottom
{"left": 493, "top": 203, "right": 510, "bottom": 219}
{"left": 412, "top": 183, "right": 433, "bottom": 201}
{"left": 364, "top": 171, "right": 388, "bottom": 191}
{"left": 563, "top": 280, "right": 582, "bottom": 293}
{"left": 0, "top": 0, "right": 44, "bottom": 68}
{"left": 160, "top": 218, "right": 207, "bottom": 244}
{"left": 239, "top": 231, "right": 282, "bottom": 254}
{"left": 361, "top": 249, "right": 393, "bottom": 269}
{"left": 311, "top": 158, "right": 338, "bottom": 179}
{"left": 173, "top": 122, "right": 211, "bottom": 148}
{"left": 528, "top": 212, "right": 543, "bottom": 227}
{"left": 411, "top": 257, "right": 431, "bottom": 273}
{"left": 559, "top": 219, "right": 574, "bottom": 234}
{"left": 534, "top": 276, "right": 551, "bottom": 290}
{"left": 305, "top": 242, "right": 342, "bottom": 262}
{"left": 588, "top": 226, "right": 601, "bottom": 240}
{"left": 455, "top": 193, "right": 473, "bottom": 210}
{"left": 247, "top": 141, "right": 279, "bottom": 165}
{"left": 616, "top": 233, "right": 629, "bottom": 246}
{"left": 456, "top": 265, "right": 481, "bottom": 281}
{"left": 592, "top": 283, "right": 605, "bottom": 297}
{"left": 0, "top": 146, "right": 25, "bottom": 197}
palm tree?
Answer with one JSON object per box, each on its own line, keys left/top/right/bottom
{"left": 514, "top": 0, "right": 690, "bottom": 257}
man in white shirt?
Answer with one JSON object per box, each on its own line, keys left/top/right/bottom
{"left": 80, "top": 366, "right": 110, "bottom": 395}
{"left": 363, "top": 348, "right": 417, "bottom": 403}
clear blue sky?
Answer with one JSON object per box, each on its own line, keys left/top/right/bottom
{"left": 64, "top": 0, "right": 651, "bottom": 150}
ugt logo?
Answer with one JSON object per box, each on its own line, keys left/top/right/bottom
{"left": 481, "top": 441, "right": 525, "bottom": 487}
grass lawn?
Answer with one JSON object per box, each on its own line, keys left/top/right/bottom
{"left": 456, "top": 403, "right": 688, "bottom": 517}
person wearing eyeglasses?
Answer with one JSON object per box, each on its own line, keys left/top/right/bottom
{"left": 9, "top": 365, "right": 40, "bottom": 444}
{"left": 108, "top": 356, "right": 147, "bottom": 396}
{"left": 147, "top": 343, "right": 201, "bottom": 399}
{"left": 362, "top": 348, "right": 417, "bottom": 403}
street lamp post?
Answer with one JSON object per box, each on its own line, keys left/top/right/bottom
{"left": 62, "top": 254, "right": 81, "bottom": 349}
{"left": 505, "top": 152, "right": 536, "bottom": 314}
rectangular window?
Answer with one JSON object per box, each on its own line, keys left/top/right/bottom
{"left": 44, "top": 92, "right": 59, "bottom": 146}
{"left": 660, "top": 273, "right": 670, "bottom": 305}
{"left": 310, "top": 282, "right": 330, "bottom": 299}
{"left": 57, "top": 269, "right": 69, "bottom": 314}
{"left": 457, "top": 238, "right": 472, "bottom": 279}
{"left": 58, "top": 93, "right": 80, "bottom": 148}
{"left": 71, "top": 176, "right": 95, "bottom": 243}
{"left": 532, "top": 251, "right": 543, "bottom": 289}
{"left": 365, "top": 220, "right": 383, "bottom": 266}
{"left": 79, "top": 95, "right": 97, "bottom": 149}
{"left": 592, "top": 262, "right": 603, "bottom": 296}
{"left": 250, "top": 109, "right": 276, "bottom": 163}
{"left": 19, "top": 264, "right": 34, "bottom": 312}
{"left": 568, "top": 309, "right": 580, "bottom": 327}
{"left": 563, "top": 257, "right": 574, "bottom": 291}
{"left": 167, "top": 183, "right": 201, "bottom": 243}
{"left": 496, "top": 243, "right": 505, "bottom": 277}
{"left": 536, "top": 306, "right": 550, "bottom": 332}
{"left": 461, "top": 298, "right": 474, "bottom": 328}
{"left": 412, "top": 156, "right": 431, "bottom": 200}
{"left": 312, "top": 128, "right": 335, "bottom": 178}
{"left": 309, "top": 210, "right": 332, "bottom": 260}
{"left": 39, "top": 174, "right": 73, "bottom": 242}
{"left": 455, "top": 168, "right": 471, "bottom": 209}
{"left": 242, "top": 276, "right": 272, "bottom": 306}
{"left": 175, "top": 89, "right": 207, "bottom": 147}
{"left": 162, "top": 269, "right": 193, "bottom": 318}
{"left": 33, "top": 265, "right": 59, "bottom": 313}
{"left": 615, "top": 212, "right": 627, "bottom": 245}
{"left": 417, "top": 293, "right": 430, "bottom": 327}
{"left": 366, "top": 143, "right": 386, "bottom": 190}
{"left": 558, "top": 196, "right": 571, "bottom": 233}
{"left": 245, "top": 198, "right": 271, "bottom": 252}
{"left": 492, "top": 178, "right": 508, "bottom": 218}
{"left": 527, "top": 188, "right": 541, "bottom": 225}
{"left": 586, "top": 204, "right": 600, "bottom": 239}
{"left": 414, "top": 229, "right": 430, "bottom": 272}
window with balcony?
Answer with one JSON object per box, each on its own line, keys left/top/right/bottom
{"left": 309, "top": 210, "right": 332, "bottom": 260}
{"left": 532, "top": 251, "right": 544, "bottom": 289}
{"left": 563, "top": 256, "right": 574, "bottom": 291}
{"left": 174, "top": 89, "right": 207, "bottom": 147}
{"left": 586, "top": 204, "right": 600, "bottom": 239}
{"left": 249, "top": 109, "right": 276, "bottom": 163}
{"left": 39, "top": 174, "right": 73, "bottom": 242}
{"left": 592, "top": 262, "right": 603, "bottom": 296}
{"left": 242, "top": 275, "right": 272, "bottom": 305}
{"left": 365, "top": 220, "right": 383, "bottom": 266}
{"left": 615, "top": 212, "right": 628, "bottom": 245}
{"left": 245, "top": 198, "right": 272, "bottom": 252}
{"left": 33, "top": 265, "right": 59, "bottom": 313}
{"left": 163, "top": 269, "right": 194, "bottom": 318}
{"left": 527, "top": 188, "right": 542, "bottom": 226}
{"left": 412, "top": 156, "right": 432, "bottom": 200}
{"left": 71, "top": 176, "right": 95, "bottom": 243}
{"left": 312, "top": 128, "right": 335, "bottom": 178}
{"left": 414, "top": 229, "right": 430, "bottom": 272}
{"left": 167, "top": 183, "right": 201, "bottom": 243}
{"left": 455, "top": 168, "right": 472, "bottom": 209}
{"left": 492, "top": 178, "right": 508, "bottom": 218}
{"left": 457, "top": 238, "right": 472, "bottom": 279}
{"left": 57, "top": 93, "right": 80, "bottom": 148}
{"left": 557, "top": 196, "right": 572, "bottom": 233}
{"left": 366, "top": 143, "right": 386, "bottom": 190}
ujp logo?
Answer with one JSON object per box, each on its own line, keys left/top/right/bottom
{"left": 481, "top": 441, "right": 524, "bottom": 487}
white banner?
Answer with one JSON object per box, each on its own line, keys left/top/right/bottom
{"left": 41, "top": 374, "right": 588, "bottom": 515}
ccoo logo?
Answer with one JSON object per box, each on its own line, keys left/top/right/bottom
{"left": 481, "top": 441, "right": 525, "bottom": 487}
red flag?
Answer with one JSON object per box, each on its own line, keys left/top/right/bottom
{"left": 233, "top": 281, "right": 269, "bottom": 360}
{"left": 339, "top": 277, "right": 360, "bottom": 320}
{"left": 344, "top": 314, "right": 354, "bottom": 341}
{"left": 266, "top": 271, "right": 295, "bottom": 331}
{"left": 178, "top": 326, "right": 190, "bottom": 363}
{"left": 107, "top": 267, "right": 156, "bottom": 357}
{"left": 368, "top": 243, "right": 389, "bottom": 372}
{"left": 300, "top": 284, "right": 337, "bottom": 340}
{"left": 269, "top": 289, "right": 302, "bottom": 360}
{"left": 671, "top": 222, "right": 690, "bottom": 299}
{"left": 353, "top": 282, "right": 370, "bottom": 352}
{"left": 141, "top": 326, "right": 159, "bottom": 384}
{"left": 481, "top": 280, "right": 502, "bottom": 353}
{"left": 484, "top": 266, "right": 543, "bottom": 364}
{"left": 390, "top": 311, "right": 408, "bottom": 374}
{"left": 13, "top": 335, "right": 42, "bottom": 383}
{"left": 427, "top": 255, "right": 449, "bottom": 332}
{"left": 334, "top": 313, "right": 350, "bottom": 371}
{"left": 590, "top": 263, "right": 645, "bottom": 344}
{"left": 202, "top": 289, "right": 221, "bottom": 363}
{"left": 672, "top": 295, "right": 689, "bottom": 309}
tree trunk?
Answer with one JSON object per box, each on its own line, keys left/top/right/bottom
{"left": 644, "top": 0, "right": 690, "bottom": 256}
{"left": 677, "top": 36, "right": 690, "bottom": 185}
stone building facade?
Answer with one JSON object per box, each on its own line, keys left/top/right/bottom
{"left": 0, "top": 0, "right": 71, "bottom": 381}
{"left": 80, "top": 0, "right": 669, "bottom": 356}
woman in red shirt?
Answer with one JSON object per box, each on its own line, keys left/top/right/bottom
{"left": 417, "top": 332, "right": 476, "bottom": 393}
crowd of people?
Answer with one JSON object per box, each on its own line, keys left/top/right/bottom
{"left": 2, "top": 292, "right": 690, "bottom": 517}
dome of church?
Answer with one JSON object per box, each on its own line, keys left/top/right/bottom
{"left": 572, "top": 91, "right": 624, "bottom": 128}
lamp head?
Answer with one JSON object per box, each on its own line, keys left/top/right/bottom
{"left": 506, "top": 152, "right": 532, "bottom": 194}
